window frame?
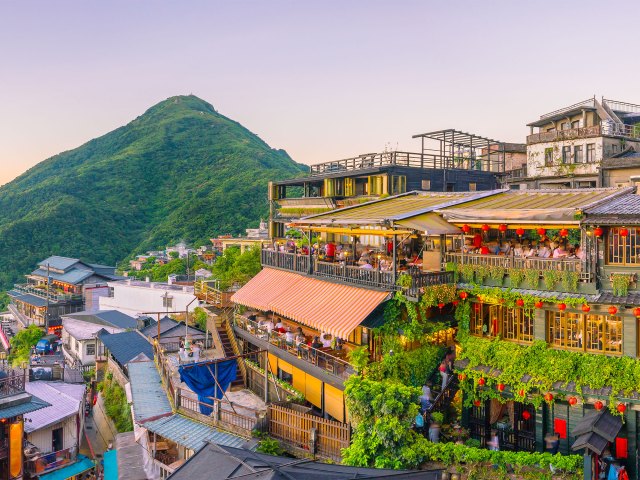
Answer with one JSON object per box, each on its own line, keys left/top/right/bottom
{"left": 546, "top": 311, "right": 622, "bottom": 355}
{"left": 544, "top": 148, "right": 554, "bottom": 166}
{"left": 470, "top": 302, "right": 533, "bottom": 344}
{"left": 573, "top": 145, "right": 583, "bottom": 164}
{"left": 606, "top": 227, "right": 640, "bottom": 265}
{"left": 562, "top": 146, "right": 571, "bottom": 164}
{"left": 586, "top": 143, "right": 595, "bottom": 163}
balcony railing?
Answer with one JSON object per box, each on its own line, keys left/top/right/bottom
{"left": 194, "top": 281, "right": 234, "bottom": 307}
{"left": 261, "top": 249, "right": 454, "bottom": 291}
{"left": 234, "top": 315, "right": 354, "bottom": 381}
{"left": 0, "top": 370, "right": 26, "bottom": 398}
{"left": 25, "top": 448, "right": 75, "bottom": 475}
{"left": 13, "top": 283, "right": 83, "bottom": 303}
{"left": 527, "top": 122, "right": 640, "bottom": 144}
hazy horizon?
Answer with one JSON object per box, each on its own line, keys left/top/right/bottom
{"left": 1, "top": 0, "right": 640, "bottom": 185}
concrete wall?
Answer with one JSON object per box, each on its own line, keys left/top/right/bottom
{"left": 526, "top": 137, "right": 604, "bottom": 179}
{"left": 99, "top": 282, "right": 199, "bottom": 317}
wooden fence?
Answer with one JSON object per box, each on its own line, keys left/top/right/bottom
{"left": 268, "top": 403, "right": 350, "bottom": 462}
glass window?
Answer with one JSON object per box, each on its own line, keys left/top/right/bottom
{"left": 86, "top": 343, "right": 96, "bottom": 356}
{"left": 391, "top": 176, "right": 406, "bottom": 195}
{"left": 470, "top": 303, "right": 532, "bottom": 344}
{"left": 574, "top": 145, "right": 583, "bottom": 163}
{"left": 572, "top": 120, "right": 580, "bottom": 129}
{"left": 544, "top": 148, "right": 554, "bottom": 166}
{"left": 162, "top": 296, "right": 173, "bottom": 308}
{"left": 421, "top": 179, "right": 431, "bottom": 190}
{"left": 562, "top": 146, "right": 571, "bottom": 164}
{"left": 586, "top": 143, "right": 595, "bottom": 162}
{"left": 501, "top": 307, "right": 533, "bottom": 343}
{"left": 607, "top": 227, "right": 640, "bottom": 265}
{"left": 547, "top": 312, "right": 622, "bottom": 355}
{"left": 469, "top": 182, "right": 477, "bottom": 192}
{"left": 344, "top": 178, "right": 355, "bottom": 196}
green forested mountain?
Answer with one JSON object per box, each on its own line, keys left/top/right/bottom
{"left": 0, "top": 95, "right": 305, "bottom": 289}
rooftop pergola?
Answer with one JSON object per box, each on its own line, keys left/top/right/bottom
{"left": 412, "top": 128, "right": 506, "bottom": 173}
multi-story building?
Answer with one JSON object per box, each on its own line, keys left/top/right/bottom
{"left": 506, "top": 97, "right": 640, "bottom": 190}
{"left": 268, "top": 129, "right": 521, "bottom": 238}
{"left": 7, "top": 256, "right": 120, "bottom": 334}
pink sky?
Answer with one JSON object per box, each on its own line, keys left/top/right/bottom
{"left": 1, "top": 0, "right": 639, "bottom": 185}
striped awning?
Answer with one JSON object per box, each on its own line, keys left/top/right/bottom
{"left": 231, "top": 268, "right": 391, "bottom": 339}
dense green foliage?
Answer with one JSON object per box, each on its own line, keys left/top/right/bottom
{"left": 0, "top": 95, "right": 305, "bottom": 289}
{"left": 8, "top": 324, "right": 42, "bottom": 366}
{"left": 211, "top": 246, "right": 262, "bottom": 289}
{"left": 192, "top": 307, "right": 208, "bottom": 331}
{"left": 99, "top": 372, "right": 133, "bottom": 432}
{"left": 0, "top": 292, "right": 9, "bottom": 311}
{"left": 125, "top": 255, "right": 210, "bottom": 281}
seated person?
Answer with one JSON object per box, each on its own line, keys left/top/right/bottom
{"left": 360, "top": 261, "right": 374, "bottom": 270}
{"left": 310, "top": 336, "right": 323, "bottom": 353}
{"left": 513, "top": 243, "right": 523, "bottom": 257}
{"left": 480, "top": 245, "right": 490, "bottom": 255}
{"left": 274, "top": 320, "right": 286, "bottom": 333}
{"left": 575, "top": 244, "right": 586, "bottom": 261}
{"left": 500, "top": 242, "right": 511, "bottom": 255}
{"left": 538, "top": 243, "right": 551, "bottom": 258}
{"left": 285, "top": 327, "right": 295, "bottom": 345}
{"left": 260, "top": 319, "right": 274, "bottom": 333}
{"left": 321, "top": 333, "right": 332, "bottom": 348}
{"left": 553, "top": 243, "right": 567, "bottom": 258}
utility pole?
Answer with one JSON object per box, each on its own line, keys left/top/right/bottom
{"left": 45, "top": 263, "right": 50, "bottom": 332}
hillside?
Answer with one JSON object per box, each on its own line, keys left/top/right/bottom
{"left": 0, "top": 95, "right": 306, "bottom": 289}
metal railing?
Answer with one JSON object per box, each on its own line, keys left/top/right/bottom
{"left": 25, "top": 447, "right": 75, "bottom": 475}
{"left": 234, "top": 315, "right": 354, "bottom": 380}
{"left": 0, "top": 369, "right": 26, "bottom": 398}
{"left": 13, "top": 283, "right": 83, "bottom": 303}
{"left": 261, "top": 250, "right": 311, "bottom": 275}
{"left": 528, "top": 122, "right": 640, "bottom": 145}
{"left": 539, "top": 98, "right": 597, "bottom": 119}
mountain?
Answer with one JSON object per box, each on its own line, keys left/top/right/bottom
{"left": 0, "top": 95, "right": 306, "bottom": 289}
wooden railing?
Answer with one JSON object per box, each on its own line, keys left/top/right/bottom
{"left": 261, "top": 250, "right": 311, "bottom": 274}
{"left": 268, "top": 403, "right": 350, "bottom": 462}
{"left": 0, "top": 370, "right": 26, "bottom": 398}
{"left": 154, "top": 458, "right": 175, "bottom": 479}
{"left": 194, "top": 281, "right": 234, "bottom": 307}
{"left": 13, "top": 283, "right": 83, "bottom": 303}
{"left": 426, "top": 375, "right": 459, "bottom": 421}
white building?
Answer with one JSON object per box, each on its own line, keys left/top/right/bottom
{"left": 99, "top": 279, "right": 199, "bottom": 317}
{"left": 24, "top": 382, "right": 86, "bottom": 477}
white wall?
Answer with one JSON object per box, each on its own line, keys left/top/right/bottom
{"left": 99, "top": 281, "right": 199, "bottom": 316}
{"left": 27, "top": 416, "right": 80, "bottom": 454}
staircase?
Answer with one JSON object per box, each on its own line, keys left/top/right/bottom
{"left": 215, "top": 316, "right": 245, "bottom": 390}
{"left": 426, "top": 375, "right": 459, "bottom": 421}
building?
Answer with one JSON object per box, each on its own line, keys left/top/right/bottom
{"left": 97, "top": 330, "right": 154, "bottom": 381}
{"left": 506, "top": 97, "right": 640, "bottom": 190}
{"left": 140, "top": 316, "right": 208, "bottom": 352}
{"left": 601, "top": 147, "right": 640, "bottom": 188}
{"left": 61, "top": 310, "right": 138, "bottom": 369}
{"left": 269, "top": 129, "right": 515, "bottom": 239}
{"left": 7, "top": 256, "right": 120, "bottom": 334}
{"left": 98, "top": 279, "right": 200, "bottom": 317}
{"left": 23, "top": 382, "right": 89, "bottom": 478}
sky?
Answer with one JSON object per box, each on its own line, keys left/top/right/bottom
{"left": 1, "top": 0, "right": 640, "bottom": 185}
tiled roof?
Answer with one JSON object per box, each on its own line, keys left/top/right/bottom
{"left": 7, "top": 291, "right": 48, "bottom": 307}
{"left": 62, "top": 317, "right": 123, "bottom": 341}
{"left": 593, "top": 291, "right": 640, "bottom": 306}
{"left": 67, "top": 310, "right": 138, "bottom": 329}
{"left": 128, "top": 361, "right": 172, "bottom": 423}
{"left": 456, "top": 284, "right": 600, "bottom": 302}
{"left": 143, "top": 414, "right": 248, "bottom": 451}
{"left": 24, "top": 382, "right": 85, "bottom": 432}
{"left": 0, "top": 393, "right": 51, "bottom": 420}
{"left": 98, "top": 331, "right": 153, "bottom": 365}
{"left": 583, "top": 193, "right": 640, "bottom": 224}
{"left": 38, "top": 256, "right": 83, "bottom": 272}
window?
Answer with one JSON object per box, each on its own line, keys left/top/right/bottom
{"left": 586, "top": 143, "right": 595, "bottom": 163}
{"left": 574, "top": 145, "right": 583, "bottom": 163}
{"left": 75, "top": 339, "right": 80, "bottom": 353}
{"left": 368, "top": 175, "right": 385, "bottom": 195}
{"left": 344, "top": 178, "right": 354, "bottom": 196}
{"left": 468, "top": 182, "right": 477, "bottom": 192}
{"left": 421, "top": 179, "right": 431, "bottom": 190}
{"left": 571, "top": 120, "right": 580, "bottom": 129}
{"left": 391, "top": 175, "right": 406, "bottom": 195}
{"left": 446, "top": 183, "right": 455, "bottom": 192}
{"left": 562, "top": 146, "right": 571, "bottom": 164}
{"left": 162, "top": 296, "right": 173, "bottom": 308}
{"left": 277, "top": 368, "right": 293, "bottom": 384}
{"left": 323, "top": 178, "right": 336, "bottom": 197}
{"left": 607, "top": 227, "right": 640, "bottom": 265}
{"left": 470, "top": 303, "right": 532, "bottom": 344}
{"left": 544, "top": 148, "right": 554, "bottom": 166}
{"left": 501, "top": 307, "right": 533, "bottom": 343}
{"left": 86, "top": 343, "right": 95, "bottom": 356}
{"left": 561, "top": 122, "right": 569, "bottom": 130}
{"left": 612, "top": 145, "right": 618, "bottom": 153}
{"left": 547, "top": 311, "right": 621, "bottom": 354}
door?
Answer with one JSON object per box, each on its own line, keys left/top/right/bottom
{"left": 52, "top": 427, "right": 63, "bottom": 452}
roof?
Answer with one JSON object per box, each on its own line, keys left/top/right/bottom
{"left": 168, "top": 443, "right": 438, "bottom": 480}
{"left": 232, "top": 268, "right": 391, "bottom": 339}
{"left": 144, "top": 414, "right": 247, "bottom": 452}
{"left": 31, "top": 267, "right": 96, "bottom": 284}
{"left": 583, "top": 192, "right": 640, "bottom": 224}
{"left": 38, "top": 256, "right": 84, "bottom": 271}
{"left": 526, "top": 98, "right": 598, "bottom": 127}
{"left": 103, "top": 449, "right": 118, "bottom": 480}
{"left": 141, "top": 317, "right": 206, "bottom": 341}
{"left": 7, "top": 290, "right": 48, "bottom": 307}
{"left": 394, "top": 212, "right": 461, "bottom": 235}
{"left": 24, "top": 382, "right": 85, "bottom": 432}
{"left": 65, "top": 310, "right": 138, "bottom": 329}
{"left": 457, "top": 284, "right": 600, "bottom": 303}
{"left": 98, "top": 331, "right": 153, "bottom": 366}
{"left": 62, "top": 317, "right": 123, "bottom": 341}
{"left": 571, "top": 410, "right": 623, "bottom": 455}
{"left": 412, "top": 128, "right": 503, "bottom": 146}
{"left": 39, "top": 455, "right": 95, "bottom": 480}
{"left": 438, "top": 188, "right": 632, "bottom": 226}
{"left": 128, "top": 361, "right": 172, "bottom": 423}
{"left": 0, "top": 393, "right": 51, "bottom": 419}
{"left": 114, "top": 432, "right": 149, "bottom": 480}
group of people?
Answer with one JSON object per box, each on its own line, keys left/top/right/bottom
{"left": 419, "top": 348, "right": 456, "bottom": 414}
{"left": 255, "top": 317, "right": 344, "bottom": 355}
{"left": 463, "top": 236, "right": 585, "bottom": 261}
{"left": 178, "top": 338, "right": 202, "bottom": 363}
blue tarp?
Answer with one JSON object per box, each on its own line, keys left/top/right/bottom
{"left": 39, "top": 455, "right": 95, "bottom": 479}
{"left": 103, "top": 450, "right": 118, "bottom": 480}
{"left": 179, "top": 360, "right": 237, "bottom": 415}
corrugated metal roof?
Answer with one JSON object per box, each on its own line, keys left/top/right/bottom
{"left": 67, "top": 310, "right": 138, "bottom": 329}
{"left": 143, "top": 414, "right": 247, "bottom": 451}
{"left": 0, "top": 394, "right": 50, "bottom": 419}
{"left": 62, "top": 317, "right": 123, "bottom": 341}
{"left": 98, "top": 331, "right": 153, "bottom": 366}
{"left": 7, "top": 291, "right": 48, "bottom": 307}
{"left": 31, "top": 267, "right": 96, "bottom": 284}
{"left": 24, "top": 382, "right": 85, "bottom": 432}
{"left": 128, "top": 361, "right": 172, "bottom": 423}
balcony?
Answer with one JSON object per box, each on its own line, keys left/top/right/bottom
{"left": 261, "top": 249, "right": 454, "bottom": 292}
{"left": 527, "top": 125, "right": 602, "bottom": 144}
{"left": 12, "top": 283, "right": 83, "bottom": 303}
{"left": 0, "top": 369, "right": 26, "bottom": 399}
{"left": 25, "top": 447, "right": 75, "bottom": 476}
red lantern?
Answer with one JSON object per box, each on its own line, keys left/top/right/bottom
{"left": 558, "top": 303, "right": 567, "bottom": 311}
{"left": 482, "top": 224, "right": 490, "bottom": 232}
{"left": 537, "top": 227, "right": 546, "bottom": 236}
{"left": 462, "top": 224, "right": 471, "bottom": 234}
{"left": 516, "top": 299, "right": 525, "bottom": 307}
{"left": 582, "top": 304, "right": 591, "bottom": 313}
{"left": 559, "top": 228, "right": 569, "bottom": 237}
{"left": 593, "top": 227, "right": 603, "bottom": 237}
{"left": 437, "top": 302, "right": 445, "bottom": 310}
{"left": 594, "top": 400, "right": 604, "bottom": 411}
{"left": 568, "top": 396, "right": 578, "bottom": 406}
{"left": 477, "top": 377, "right": 486, "bottom": 387}
{"left": 497, "top": 383, "right": 505, "bottom": 392}
{"left": 458, "top": 373, "right": 467, "bottom": 381}
{"left": 459, "top": 291, "right": 468, "bottom": 300}
{"left": 634, "top": 307, "right": 640, "bottom": 318}
{"left": 544, "top": 392, "right": 554, "bottom": 403}
{"left": 535, "top": 300, "right": 544, "bottom": 309}
{"left": 620, "top": 228, "right": 629, "bottom": 237}
{"left": 518, "top": 389, "right": 526, "bottom": 397}
{"left": 516, "top": 227, "right": 525, "bottom": 237}
{"left": 617, "top": 403, "right": 627, "bottom": 414}
{"left": 452, "top": 300, "right": 459, "bottom": 307}
{"left": 499, "top": 224, "right": 508, "bottom": 233}
{"left": 522, "top": 410, "right": 531, "bottom": 421}
{"left": 473, "top": 399, "right": 482, "bottom": 407}
{"left": 608, "top": 306, "right": 618, "bottom": 316}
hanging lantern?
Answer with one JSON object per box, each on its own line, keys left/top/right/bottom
{"left": 544, "top": 392, "right": 554, "bottom": 403}
{"left": 608, "top": 306, "right": 618, "bottom": 316}
{"left": 477, "top": 377, "right": 486, "bottom": 387}
{"left": 593, "top": 227, "right": 603, "bottom": 237}
{"left": 462, "top": 224, "right": 471, "bottom": 234}
{"left": 516, "top": 227, "right": 525, "bottom": 237}
{"left": 498, "top": 224, "right": 508, "bottom": 233}
{"left": 617, "top": 403, "right": 627, "bottom": 414}
{"left": 634, "top": 307, "right": 640, "bottom": 318}
{"left": 437, "top": 302, "right": 445, "bottom": 310}
{"left": 473, "top": 399, "right": 482, "bottom": 407}
{"left": 620, "top": 227, "right": 629, "bottom": 237}
{"left": 452, "top": 300, "right": 459, "bottom": 307}
{"left": 559, "top": 228, "right": 569, "bottom": 237}
{"left": 497, "top": 383, "right": 505, "bottom": 392}
{"left": 594, "top": 400, "right": 604, "bottom": 411}
{"left": 535, "top": 300, "right": 543, "bottom": 309}
{"left": 458, "top": 373, "right": 467, "bottom": 381}
{"left": 516, "top": 299, "right": 525, "bottom": 307}
{"left": 522, "top": 410, "right": 531, "bottom": 421}
{"left": 558, "top": 303, "right": 567, "bottom": 311}
{"left": 582, "top": 304, "right": 591, "bottom": 313}
{"left": 568, "top": 396, "right": 578, "bottom": 406}
{"left": 518, "top": 389, "right": 526, "bottom": 397}
{"left": 459, "top": 291, "right": 468, "bottom": 300}
{"left": 537, "top": 227, "right": 546, "bottom": 236}
{"left": 482, "top": 224, "right": 490, "bottom": 232}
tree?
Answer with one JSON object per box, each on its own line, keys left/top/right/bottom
{"left": 211, "top": 246, "right": 261, "bottom": 289}
{"left": 8, "top": 325, "right": 43, "bottom": 366}
{"left": 192, "top": 307, "right": 208, "bottom": 331}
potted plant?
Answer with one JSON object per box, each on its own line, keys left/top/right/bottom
{"left": 428, "top": 411, "right": 444, "bottom": 443}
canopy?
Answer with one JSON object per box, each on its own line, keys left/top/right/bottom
{"left": 39, "top": 455, "right": 95, "bottom": 480}
{"left": 103, "top": 450, "right": 118, "bottom": 480}
{"left": 179, "top": 360, "right": 238, "bottom": 415}
{"left": 230, "top": 268, "right": 303, "bottom": 312}
{"left": 394, "top": 212, "right": 462, "bottom": 235}
{"left": 438, "top": 208, "right": 580, "bottom": 227}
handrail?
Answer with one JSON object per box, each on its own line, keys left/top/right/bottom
{"left": 0, "top": 370, "right": 26, "bottom": 398}
{"left": 13, "top": 283, "right": 83, "bottom": 302}
{"left": 539, "top": 98, "right": 596, "bottom": 119}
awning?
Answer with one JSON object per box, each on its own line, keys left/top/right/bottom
{"left": 231, "top": 268, "right": 305, "bottom": 312}
{"left": 232, "top": 268, "right": 391, "bottom": 338}
{"left": 438, "top": 208, "right": 580, "bottom": 226}
{"left": 394, "top": 212, "right": 461, "bottom": 235}
{"left": 39, "top": 455, "right": 95, "bottom": 479}
{"left": 103, "top": 450, "right": 118, "bottom": 480}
